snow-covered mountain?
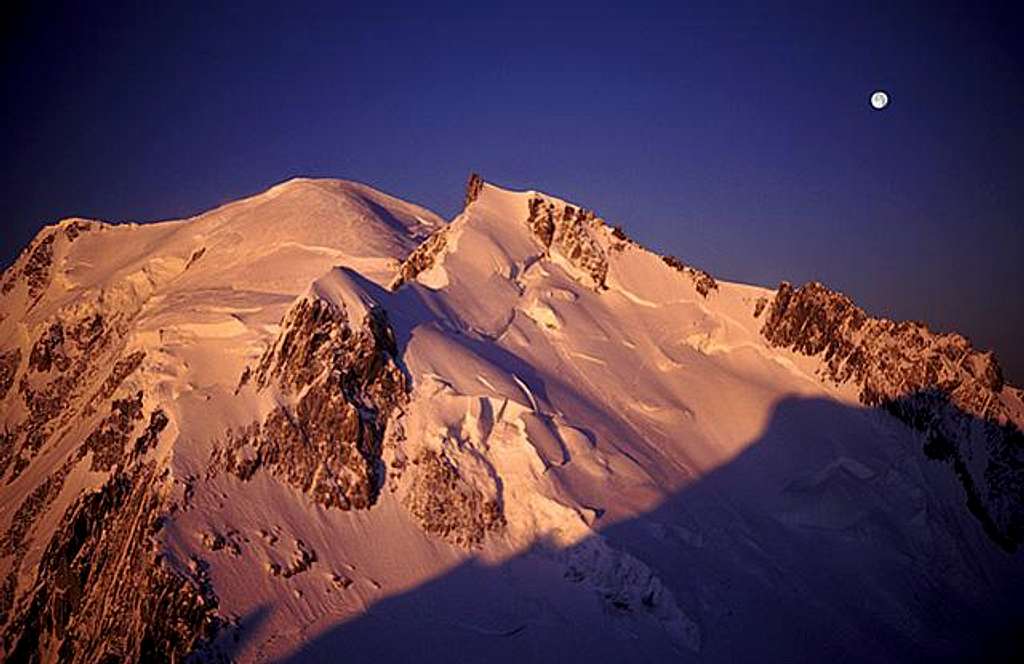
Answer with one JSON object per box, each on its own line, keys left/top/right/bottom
{"left": 1, "top": 175, "right": 1021, "bottom": 662}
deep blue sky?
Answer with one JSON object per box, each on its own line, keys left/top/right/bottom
{"left": 2, "top": 1, "right": 1022, "bottom": 380}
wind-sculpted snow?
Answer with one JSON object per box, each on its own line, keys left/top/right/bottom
{"left": 389, "top": 174, "right": 488, "bottom": 291}
{"left": 1, "top": 175, "right": 1021, "bottom": 662}
{"left": 0, "top": 179, "right": 437, "bottom": 662}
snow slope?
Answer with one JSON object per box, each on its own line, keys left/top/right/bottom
{"left": 1, "top": 175, "right": 1021, "bottom": 662}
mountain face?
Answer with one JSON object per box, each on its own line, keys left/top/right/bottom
{"left": 1, "top": 176, "right": 1022, "bottom": 662}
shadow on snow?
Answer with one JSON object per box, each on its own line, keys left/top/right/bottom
{"left": 267, "top": 392, "right": 1023, "bottom": 663}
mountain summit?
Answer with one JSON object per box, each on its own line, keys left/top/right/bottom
{"left": 1, "top": 175, "right": 1021, "bottom": 662}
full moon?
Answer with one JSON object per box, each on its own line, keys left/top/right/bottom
{"left": 870, "top": 90, "right": 889, "bottom": 110}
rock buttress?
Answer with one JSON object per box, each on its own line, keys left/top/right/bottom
{"left": 218, "top": 295, "right": 406, "bottom": 510}
{"left": 762, "top": 280, "right": 1024, "bottom": 551}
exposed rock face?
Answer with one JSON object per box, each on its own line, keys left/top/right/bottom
{"left": 752, "top": 296, "right": 768, "bottom": 318}
{"left": 1, "top": 458, "right": 74, "bottom": 566}
{"left": 61, "top": 220, "right": 96, "bottom": 243}
{"left": 526, "top": 197, "right": 608, "bottom": 289}
{"left": 2, "top": 177, "right": 1021, "bottom": 662}
{"left": 403, "top": 448, "right": 505, "bottom": 548}
{"left": 79, "top": 391, "right": 145, "bottom": 472}
{"left": 527, "top": 197, "right": 557, "bottom": 247}
{"left": 762, "top": 282, "right": 1005, "bottom": 410}
{"left": 762, "top": 280, "right": 1024, "bottom": 550}
{"left": 1, "top": 325, "right": 212, "bottom": 662}
{"left": 24, "top": 234, "right": 57, "bottom": 302}
{"left": 0, "top": 431, "right": 14, "bottom": 486}
{"left": 0, "top": 349, "right": 19, "bottom": 401}
{"left": 9, "top": 312, "right": 120, "bottom": 481}
{"left": 76, "top": 392, "right": 166, "bottom": 474}
{"left": 2, "top": 464, "right": 220, "bottom": 663}
{"left": 278, "top": 540, "right": 317, "bottom": 579}
{"left": 134, "top": 411, "right": 169, "bottom": 457}
{"left": 215, "top": 295, "right": 406, "bottom": 510}
{"left": 661, "top": 255, "right": 718, "bottom": 298}
{"left": 0, "top": 234, "right": 207, "bottom": 662}
{"left": 464, "top": 172, "right": 485, "bottom": 207}
{"left": 389, "top": 229, "right": 450, "bottom": 290}
{"left": 0, "top": 220, "right": 99, "bottom": 300}
{"left": 87, "top": 351, "right": 147, "bottom": 417}
{"left": 1, "top": 231, "right": 57, "bottom": 302}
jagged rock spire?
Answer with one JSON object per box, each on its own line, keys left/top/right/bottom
{"left": 464, "top": 172, "right": 485, "bottom": 208}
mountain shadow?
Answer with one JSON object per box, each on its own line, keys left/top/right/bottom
{"left": 272, "top": 393, "right": 1024, "bottom": 663}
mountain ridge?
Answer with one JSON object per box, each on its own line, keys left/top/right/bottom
{"left": 0, "top": 174, "right": 1021, "bottom": 662}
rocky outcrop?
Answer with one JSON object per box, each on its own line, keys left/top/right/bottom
{"left": 79, "top": 391, "right": 145, "bottom": 472}
{"left": 762, "top": 282, "right": 1005, "bottom": 411}
{"left": 0, "top": 253, "right": 194, "bottom": 660}
{"left": 0, "top": 430, "right": 14, "bottom": 486}
{"left": 134, "top": 410, "right": 169, "bottom": 457}
{"left": 86, "top": 351, "right": 147, "bottom": 417}
{"left": 662, "top": 255, "right": 718, "bottom": 298}
{"left": 2, "top": 464, "right": 220, "bottom": 663}
{"left": 402, "top": 448, "right": 505, "bottom": 548}
{"left": 1, "top": 231, "right": 56, "bottom": 301}
{"left": 752, "top": 296, "right": 768, "bottom": 318}
{"left": 0, "top": 348, "right": 19, "bottom": 401}
{"left": 215, "top": 295, "right": 406, "bottom": 510}
{"left": 24, "top": 234, "right": 56, "bottom": 301}
{"left": 0, "top": 455, "right": 75, "bottom": 632}
{"left": 3, "top": 317, "right": 108, "bottom": 481}
{"left": 1, "top": 220, "right": 100, "bottom": 297}
{"left": 608, "top": 224, "right": 640, "bottom": 253}
{"left": 464, "top": 172, "right": 485, "bottom": 208}
{"left": 526, "top": 197, "right": 557, "bottom": 247}
{"left": 604, "top": 217, "right": 720, "bottom": 298}
{"left": 1, "top": 458, "right": 74, "bottom": 562}
{"left": 0, "top": 367, "right": 207, "bottom": 664}
{"left": 277, "top": 540, "right": 317, "bottom": 579}
{"left": 389, "top": 229, "right": 450, "bottom": 290}
{"left": 526, "top": 197, "right": 608, "bottom": 289}
{"left": 61, "top": 220, "right": 96, "bottom": 243}
{"left": 1, "top": 221, "right": 101, "bottom": 301}
{"left": 77, "top": 392, "right": 166, "bottom": 474}
{"left": 761, "top": 280, "right": 1024, "bottom": 550}
{"left": 9, "top": 312, "right": 121, "bottom": 481}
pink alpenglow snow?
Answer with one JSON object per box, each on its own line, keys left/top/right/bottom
{"left": 1, "top": 175, "right": 1021, "bottom": 662}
